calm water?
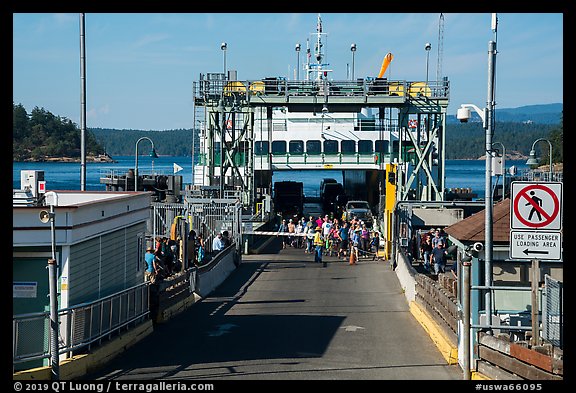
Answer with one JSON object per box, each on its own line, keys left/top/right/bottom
{"left": 13, "top": 156, "right": 528, "bottom": 200}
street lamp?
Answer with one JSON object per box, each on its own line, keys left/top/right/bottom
{"left": 134, "top": 137, "right": 158, "bottom": 191}
{"left": 221, "top": 42, "right": 227, "bottom": 77}
{"left": 39, "top": 191, "right": 59, "bottom": 380}
{"left": 456, "top": 17, "right": 498, "bottom": 332}
{"left": 350, "top": 43, "right": 357, "bottom": 80}
{"left": 295, "top": 43, "right": 301, "bottom": 80}
{"left": 425, "top": 42, "right": 432, "bottom": 93}
{"left": 526, "top": 138, "right": 553, "bottom": 182}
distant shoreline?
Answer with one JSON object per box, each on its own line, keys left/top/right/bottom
{"left": 14, "top": 154, "right": 117, "bottom": 163}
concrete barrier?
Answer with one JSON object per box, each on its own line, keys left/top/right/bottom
{"left": 394, "top": 248, "right": 459, "bottom": 367}
{"left": 196, "top": 245, "right": 239, "bottom": 298}
{"left": 393, "top": 249, "right": 417, "bottom": 303}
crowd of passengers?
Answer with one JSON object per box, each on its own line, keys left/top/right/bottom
{"left": 277, "top": 213, "right": 382, "bottom": 261}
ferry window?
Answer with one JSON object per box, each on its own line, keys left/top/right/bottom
{"left": 375, "top": 140, "right": 389, "bottom": 153}
{"left": 392, "top": 140, "right": 399, "bottom": 153}
{"left": 358, "top": 140, "right": 373, "bottom": 154}
{"left": 289, "top": 140, "right": 304, "bottom": 155}
{"left": 323, "top": 140, "right": 339, "bottom": 154}
{"left": 255, "top": 141, "right": 269, "bottom": 155}
{"left": 341, "top": 140, "right": 356, "bottom": 154}
{"left": 306, "top": 140, "right": 321, "bottom": 155}
{"left": 272, "top": 141, "right": 287, "bottom": 154}
{"left": 356, "top": 119, "right": 376, "bottom": 131}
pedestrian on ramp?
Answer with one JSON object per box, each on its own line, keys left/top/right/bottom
{"left": 313, "top": 226, "right": 325, "bottom": 266}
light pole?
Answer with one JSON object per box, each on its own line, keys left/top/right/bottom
{"left": 39, "top": 191, "right": 59, "bottom": 380}
{"left": 492, "top": 141, "right": 506, "bottom": 201}
{"left": 193, "top": 120, "right": 204, "bottom": 186}
{"left": 456, "top": 14, "right": 498, "bottom": 332}
{"left": 526, "top": 138, "right": 553, "bottom": 182}
{"left": 350, "top": 43, "right": 357, "bottom": 80}
{"left": 80, "top": 13, "right": 87, "bottom": 191}
{"left": 134, "top": 137, "right": 158, "bottom": 191}
{"left": 295, "top": 43, "right": 301, "bottom": 80}
{"left": 221, "top": 42, "right": 227, "bottom": 77}
{"left": 425, "top": 42, "right": 432, "bottom": 94}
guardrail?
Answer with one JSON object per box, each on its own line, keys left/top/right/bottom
{"left": 193, "top": 77, "right": 450, "bottom": 101}
{"left": 13, "top": 283, "right": 150, "bottom": 371}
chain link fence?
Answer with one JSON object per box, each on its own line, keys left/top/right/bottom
{"left": 542, "top": 274, "right": 563, "bottom": 348}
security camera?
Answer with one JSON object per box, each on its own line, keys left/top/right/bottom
{"left": 473, "top": 242, "right": 484, "bottom": 252}
{"left": 457, "top": 107, "right": 471, "bottom": 123}
{"left": 221, "top": 42, "right": 227, "bottom": 50}
{"left": 425, "top": 42, "right": 432, "bottom": 51}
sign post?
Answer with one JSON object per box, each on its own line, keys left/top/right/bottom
{"left": 510, "top": 181, "right": 563, "bottom": 346}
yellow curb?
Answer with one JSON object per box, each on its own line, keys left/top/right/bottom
{"left": 472, "top": 371, "right": 490, "bottom": 380}
{"left": 409, "top": 301, "right": 458, "bottom": 365}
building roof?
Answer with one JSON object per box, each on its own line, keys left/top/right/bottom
{"left": 444, "top": 198, "right": 511, "bottom": 243}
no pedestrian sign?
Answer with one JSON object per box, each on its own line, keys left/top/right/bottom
{"left": 510, "top": 182, "right": 562, "bottom": 230}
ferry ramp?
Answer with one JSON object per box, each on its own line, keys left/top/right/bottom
{"left": 85, "top": 244, "right": 462, "bottom": 380}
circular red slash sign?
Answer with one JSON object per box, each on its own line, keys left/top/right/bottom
{"left": 513, "top": 184, "right": 559, "bottom": 229}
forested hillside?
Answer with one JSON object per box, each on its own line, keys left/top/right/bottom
{"left": 90, "top": 128, "right": 194, "bottom": 157}
{"left": 14, "top": 103, "right": 562, "bottom": 165}
{"left": 445, "top": 121, "right": 561, "bottom": 160}
{"left": 90, "top": 121, "right": 562, "bottom": 163}
{"left": 13, "top": 103, "right": 105, "bottom": 161}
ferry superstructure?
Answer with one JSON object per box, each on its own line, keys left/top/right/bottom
{"left": 192, "top": 14, "right": 450, "bottom": 212}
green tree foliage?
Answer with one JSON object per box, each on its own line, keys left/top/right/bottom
{"left": 548, "top": 112, "right": 563, "bottom": 164}
{"left": 445, "top": 121, "right": 560, "bottom": 160}
{"left": 91, "top": 121, "right": 561, "bottom": 162}
{"left": 90, "top": 128, "right": 196, "bottom": 157}
{"left": 13, "top": 103, "right": 105, "bottom": 161}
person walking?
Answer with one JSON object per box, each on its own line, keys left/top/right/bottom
{"left": 350, "top": 228, "right": 361, "bottom": 265}
{"left": 420, "top": 236, "right": 433, "bottom": 272}
{"left": 313, "top": 226, "right": 324, "bottom": 264}
{"left": 144, "top": 246, "right": 159, "bottom": 283}
{"left": 371, "top": 231, "right": 381, "bottom": 261}
{"left": 186, "top": 230, "right": 197, "bottom": 269}
{"left": 212, "top": 232, "right": 225, "bottom": 252}
{"left": 430, "top": 241, "right": 448, "bottom": 274}
{"left": 277, "top": 219, "right": 288, "bottom": 249}
{"left": 305, "top": 219, "right": 315, "bottom": 253}
{"left": 338, "top": 221, "right": 349, "bottom": 259}
{"left": 287, "top": 218, "right": 296, "bottom": 247}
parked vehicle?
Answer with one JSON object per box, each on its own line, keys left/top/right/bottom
{"left": 273, "top": 181, "right": 304, "bottom": 218}
{"left": 343, "top": 200, "right": 373, "bottom": 226}
{"left": 321, "top": 182, "right": 346, "bottom": 215}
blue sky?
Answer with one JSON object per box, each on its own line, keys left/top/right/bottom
{"left": 13, "top": 13, "right": 563, "bottom": 131}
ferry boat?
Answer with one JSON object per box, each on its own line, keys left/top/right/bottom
{"left": 192, "top": 14, "right": 450, "bottom": 215}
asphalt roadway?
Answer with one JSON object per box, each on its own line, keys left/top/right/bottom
{"left": 85, "top": 241, "right": 462, "bottom": 382}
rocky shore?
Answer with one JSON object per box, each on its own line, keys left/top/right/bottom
{"left": 18, "top": 153, "right": 117, "bottom": 163}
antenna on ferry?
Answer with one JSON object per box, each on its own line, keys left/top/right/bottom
{"left": 305, "top": 39, "right": 310, "bottom": 81}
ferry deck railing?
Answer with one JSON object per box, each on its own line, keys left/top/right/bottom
{"left": 13, "top": 282, "right": 150, "bottom": 372}
{"left": 193, "top": 76, "right": 450, "bottom": 102}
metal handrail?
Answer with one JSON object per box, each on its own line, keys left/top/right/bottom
{"left": 193, "top": 78, "right": 450, "bottom": 101}
{"left": 13, "top": 282, "right": 150, "bottom": 368}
